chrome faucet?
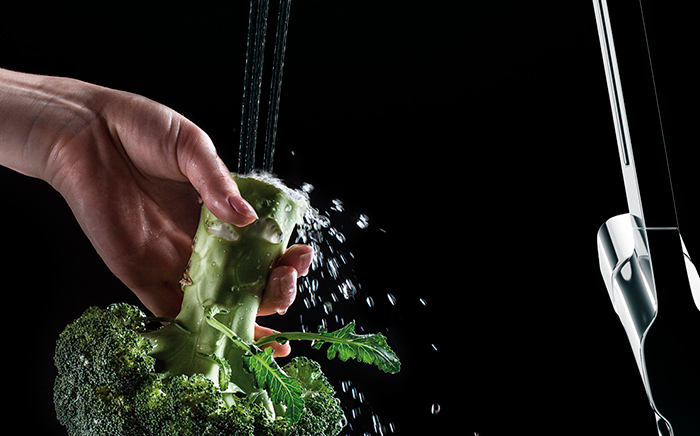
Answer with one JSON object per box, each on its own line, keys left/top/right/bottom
{"left": 593, "top": 1, "right": 700, "bottom": 434}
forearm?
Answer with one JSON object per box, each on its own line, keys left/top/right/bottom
{"left": 0, "top": 68, "right": 99, "bottom": 181}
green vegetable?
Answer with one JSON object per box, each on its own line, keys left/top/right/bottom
{"left": 53, "top": 173, "right": 400, "bottom": 436}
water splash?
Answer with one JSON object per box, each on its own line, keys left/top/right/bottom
{"left": 293, "top": 185, "right": 366, "bottom": 332}
{"left": 286, "top": 182, "right": 400, "bottom": 434}
{"left": 271, "top": 175, "right": 444, "bottom": 434}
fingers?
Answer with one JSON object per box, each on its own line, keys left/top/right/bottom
{"left": 103, "top": 91, "right": 257, "bottom": 227}
{"left": 277, "top": 244, "right": 314, "bottom": 277}
{"left": 255, "top": 324, "right": 291, "bottom": 358}
{"left": 258, "top": 245, "right": 314, "bottom": 317}
{"left": 173, "top": 117, "right": 258, "bottom": 227}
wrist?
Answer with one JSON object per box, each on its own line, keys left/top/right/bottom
{"left": 0, "top": 68, "right": 101, "bottom": 183}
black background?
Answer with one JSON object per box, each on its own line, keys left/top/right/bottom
{"left": 1, "top": 2, "right": 699, "bottom": 435}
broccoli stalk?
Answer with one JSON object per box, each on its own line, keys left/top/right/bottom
{"left": 146, "top": 174, "right": 306, "bottom": 400}
{"left": 53, "top": 173, "right": 400, "bottom": 436}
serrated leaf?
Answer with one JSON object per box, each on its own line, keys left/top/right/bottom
{"left": 321, "top": 322, "right": 401, "bottom": 374}
{"left": 206, "top": 313, "right": 306, "bottom": 423}
{"left": 244, "top": 347, "right": 304, "bottom": 423}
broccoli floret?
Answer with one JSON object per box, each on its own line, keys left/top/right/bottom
{"left": 283, "top": 357, "right": 347, "bottom": 436}
{"left": 54, "top": 306, "right": 350, "bottom": 435}
{"left": 54, "top": 304, "right": 154, "bottom": 435}
{"left": 54, "top": 303, "right": 154, "bottom": 390}
{"left": 53, "top": 173, "right": 399, "bottom": 436}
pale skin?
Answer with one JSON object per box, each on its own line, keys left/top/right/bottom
{"left": 0, "top": 68, "right": 311, "bottom": 357}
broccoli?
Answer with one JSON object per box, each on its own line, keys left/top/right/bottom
{"left": 53, "top": 173, "right": 400, "bottom": 436}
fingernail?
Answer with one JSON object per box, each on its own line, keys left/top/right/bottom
{"left": 228, "top": 195, "right": 258, "bottom": 221}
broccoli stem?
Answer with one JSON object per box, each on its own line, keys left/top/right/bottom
{"left": 254, "top": 332, "right": 343, "bottom": 347}
{"left": 146, "top": 174, "right": 307, "bottom": 394}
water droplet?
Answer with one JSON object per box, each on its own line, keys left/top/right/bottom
{"left": 431, "top": 343, "right": 438, "bottom": 351}
{"left": 356, "top": 213, "right": 370, "bottom": 229}
{"left": 419, "top": 298, "right": 428, "bottom": 306}
{"left": 372, "top": 414, "right": 384, "bottom": 434}
{"left": 316, "top": 214, "right": 330, "bottom": 228}
{"left": 284, "top": 203, "right": 293, "bottom": 212}
{"left": 431, "top": 403, "right": 441, "bottom": 415}
{"left": 327, "top": 257, "right": 340, "bottom": 279}
{"left": 328, "top": 227, "right": 346, "bottom": 243}
{"left": 301, "top": 182, "right": 314, "bottom": 193}
{"left": 323, "top": 301, "right": 333, "bottom": 314}
{"left": 331, "top": 198, "right": 344, "bottom": 212}
{"left": 366, "top": 296, "right": 375, "bottom": 307}
{"left": 387, "top": 294, "right": 397, "bottom": 305}
{"left": 340, "top": 279, "right": 357, "bottom": 299}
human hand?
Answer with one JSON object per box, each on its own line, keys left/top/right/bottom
{"left": 0, "top": 69, "right": 310, "bottom": 356}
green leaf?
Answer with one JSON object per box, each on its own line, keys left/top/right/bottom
{"left": 244, "top": 347, "right": 304, "bottom": 423}
{"left": 254, "top": 322, "right": 401, "bottom": 374}
{"left": 320, "top": 322, "right": 401, "bottom": 374}
{"left": 206, "top": 314, "right": 305, "bottom": 423}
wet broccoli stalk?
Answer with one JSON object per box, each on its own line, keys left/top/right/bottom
{"left": 54, "top": 173, "right": 400, "bottom": 436}
{"left": 146, "top": 173, "right": 308, "bottom": 405}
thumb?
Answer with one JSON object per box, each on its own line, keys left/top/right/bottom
{"left": 175, "top": 118, "right": 258, "bottom": 226}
